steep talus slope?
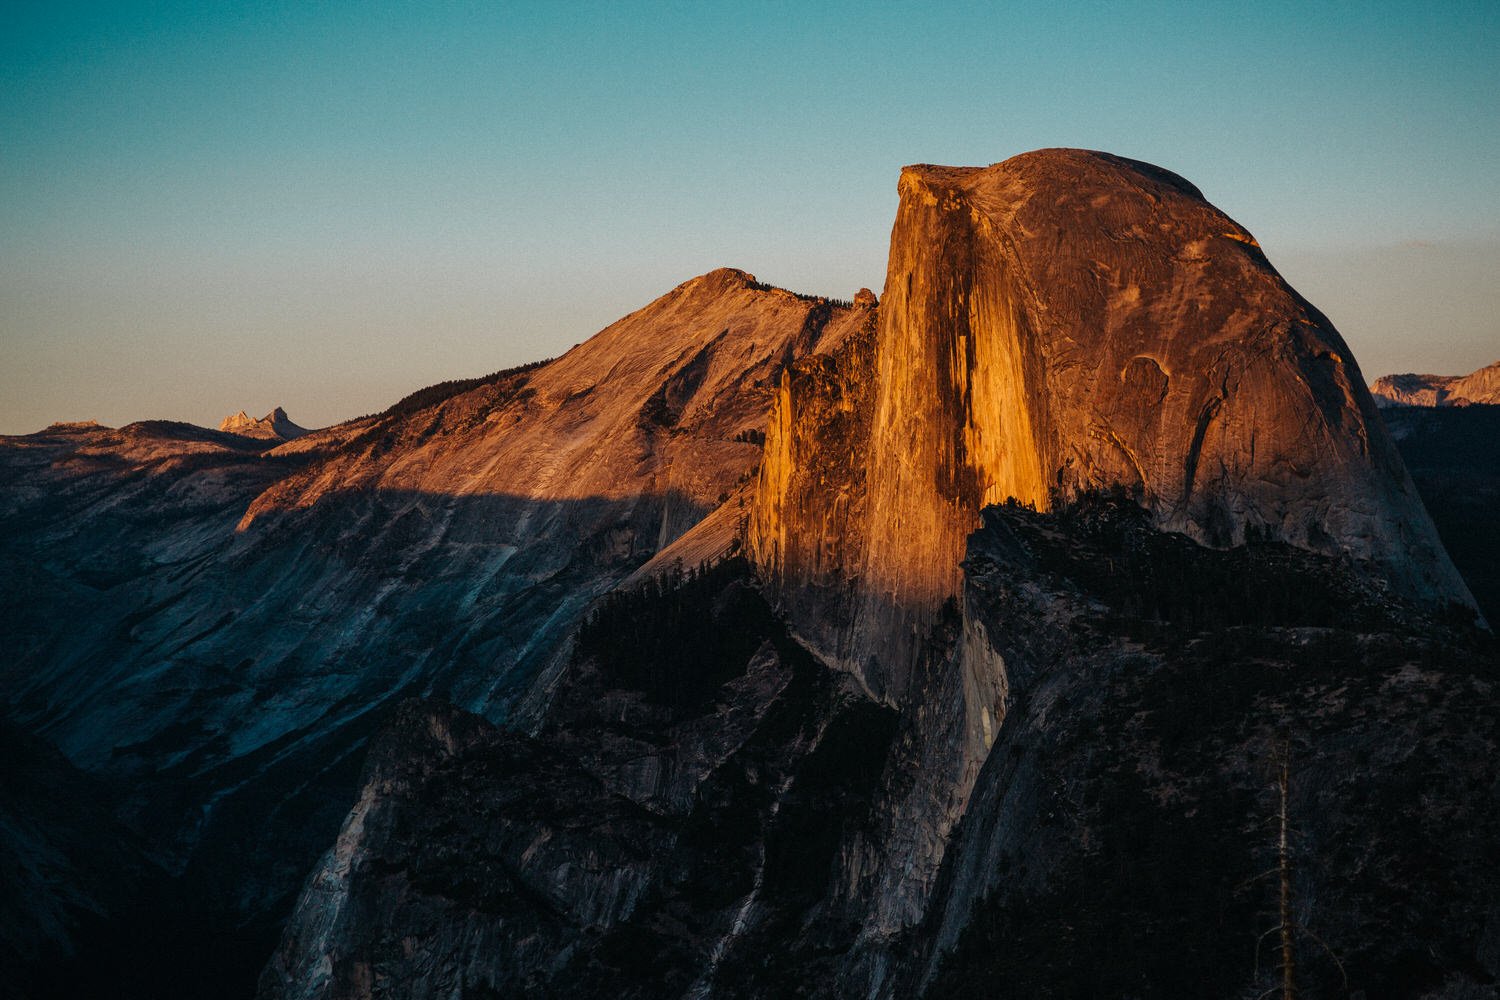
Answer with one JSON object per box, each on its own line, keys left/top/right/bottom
{"left": 752, "top": 149, "right": 1471, "bottom": 704}
{"left": 1372, "top": 360, "right": 1500, "bottom": 407}
{"left": 0, "top": 269, "right": 864, "bottom": 995}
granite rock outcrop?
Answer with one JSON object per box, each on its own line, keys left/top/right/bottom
{"left": 261, "top": 152, "right": 1493, "bottom": 1000}
{"left": 260, "top": 498, "right": 1499, "bottom": 1000}
{"left": 752, "top": 150, "right": 1471, "bottom": 704}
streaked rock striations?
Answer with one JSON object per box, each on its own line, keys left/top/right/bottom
{"left": 257, "top": 152, "right": 1494, "bottom": 1000}
{"left": 261, "top": 501, "right": 1499, "bottom": 1000}
{"left": 743, "top": 148, "right": 1483, "bottom": 974}
{"left": 261, "top": 560, "right": 900, "bottom": 1000}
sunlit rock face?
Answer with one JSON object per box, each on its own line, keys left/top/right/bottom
{"left": 1371, "top": 360, "right": 1500, "bottom": 407}
{"left": 1448, "top": 361, "right": 1500, "bottom": 404}
{"left": 238, "top": 269, "right": 856, "bottom": 532}
{"left": 743, "top": 151, "right": 1480, "bottom": 949}
{"left": 752, "top": 148, "right": 1472, "bottom": 700}
{"left": 220, "top": 407, "right": 310, "bottom": 440}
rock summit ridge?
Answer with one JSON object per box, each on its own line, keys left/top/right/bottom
{"left": 219, "top": 406, "right": 309, "bottom": 440}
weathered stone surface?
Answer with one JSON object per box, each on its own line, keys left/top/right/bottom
{"left": 749, "top": 309, "right": 879, "bottom": 670}
{"left": 259, "top": 560, "right": 900, "bottom": 1000}
{"left": 6, "top": 151, "right": 1494, "bottom": 1000}
{"left": 741, "top": 149, "right": 1490, "bottom": 995}
{"left": 260, "top": 137, "right": 1499, "bottom": 993}
{"left": 914, "top": 497, "right": 1500, "bottom": 1000}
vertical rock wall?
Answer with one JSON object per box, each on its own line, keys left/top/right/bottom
{"left": 745, "top": 152, "right": 1478, "bottom": 949}
{"left": 751, "top": 149, "right": 1475, "bottom": 706}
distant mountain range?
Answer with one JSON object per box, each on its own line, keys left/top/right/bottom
{"left": 1370, "top": 360, "right": 1500, "bottom": 407}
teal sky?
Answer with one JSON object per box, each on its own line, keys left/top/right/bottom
{"left": 3, "top": 1, "right": 1497, "bottom": 433}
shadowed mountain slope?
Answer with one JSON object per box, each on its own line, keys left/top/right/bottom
{"left": 0, "top": 268, "right": 868, "bottom": 996}
{"left": 261, "top": 499, "right": 1498, "bottom": 1000}
{"left": 1382, "top": 404, "right": 1500, "bottom": 622}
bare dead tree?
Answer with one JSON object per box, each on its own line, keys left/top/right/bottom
{"left": 1278, "top": 749, "right": 1296, "bottom": 1000}
{"left": 1250, "top": 739, "right": 1347, "bottom": 1000}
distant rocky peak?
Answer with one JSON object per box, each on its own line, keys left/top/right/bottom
{"left": 219, "top": 406, "right": 308, "bottom": 440}
{"left": 1371, "top": 360, "right": 1500, "bottom": 408}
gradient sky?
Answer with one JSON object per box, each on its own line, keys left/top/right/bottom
{"left": 3, "top": 1, "right": 1497, "bottom": 434}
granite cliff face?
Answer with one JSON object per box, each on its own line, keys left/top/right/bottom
{"left": 1371, "top": 360, "right": 1500, "bottom": 407}
{"left": 918, "top": 497, "right": 1499, "bottom": 999}
{"left": 261, "top": 559, "right": 902, "bottom": 1000}
{"left": 740, "top": 153, "right": 1479, "bottom": 946}
{"left": 752, "top": 150, "right": 1471, "bottom": 701}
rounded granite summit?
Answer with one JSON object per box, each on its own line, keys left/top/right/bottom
{"left": 752, "top": 148, "right": 1474, "bottom": 698}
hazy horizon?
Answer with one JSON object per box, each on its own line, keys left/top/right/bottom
{"left": 4, "top": 1, "right": 1497, "bottom": 435}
